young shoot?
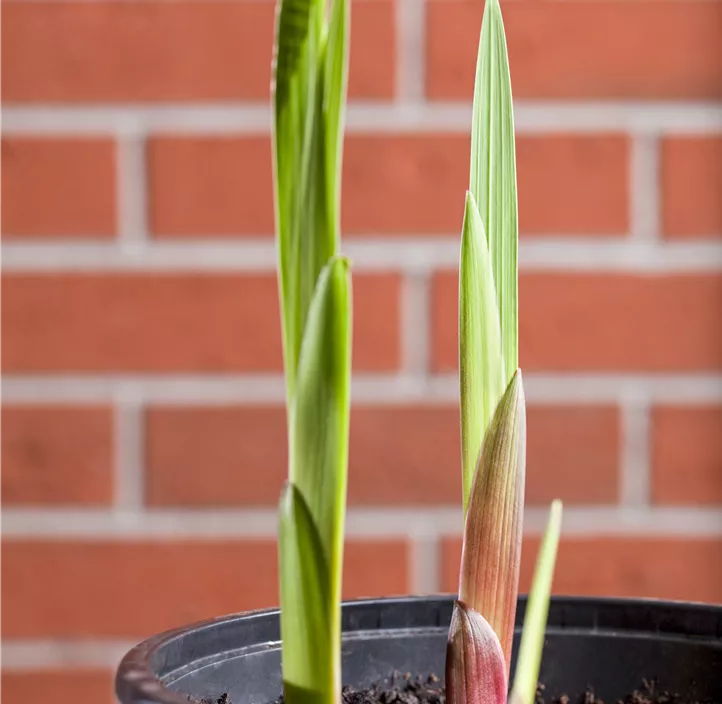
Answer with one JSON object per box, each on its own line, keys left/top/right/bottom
{"left": 272, "top": 0, "right": 350, "bottom": 703}
{"left": 273, "top": 0, "right": 349, "bottom": 404}
{"left": 449, "top": 0, "right": 562, "bottom": 702}
{"left": 447, "top": 502, "right": 563, "bottom": 704}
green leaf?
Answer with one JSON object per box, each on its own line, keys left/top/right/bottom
{"left": 469, "top": 0, "right": 518, "bottom": 380}
{"left": 279, "top": 482, "right": 332, "bottom": 704}
{"left": 280, "top": 256, "right": 351, "bottom": 704}
{"left": 290, "top": 255, "right": 351, "bottom": 567}
{"left": 286, "top": 256, "right": 351, "bottom": 701}
{"left": 511, "top": 500, "right": 563, "bottom": 704}
{"left": 459, "top": 190, "right": 506, "bottom": 514}
{"left": 273, "top": 0, "right": 351, "bottom": 700}
{"left": 446, "top": 601, "right": 507, "bottom": 704}
{"left": 272, "top": 0, "right": 336, "bottom": 401}
{"left": 323, "top": 0, "right": 349, "bottom": 239}
{"left": 459, "top": 370, "right": 525, "bottom": 675}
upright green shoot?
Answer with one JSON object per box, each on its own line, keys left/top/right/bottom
{"left": 272, "top": 0, "right": 351, "bottom": 702}
{"left": 460, "top": 0, "right": 518, "bottom": 514}
{"left": 469, "top": 0, "right": 518, "bottom": 380}
{"left": 279, "top": 259, "right": 352, "bottom": 704}
{"left": 449, "top": 0, "right": 563, "bottom": 701}
{"left": 459, "top": 191, "right": 506, "bottom": 514}
{"left": 273, "top": 0, "right": 349, "bottom": 403}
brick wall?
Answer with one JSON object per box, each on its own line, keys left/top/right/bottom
{"left": 2, "top": 1, "right": 722, "bottom": 702}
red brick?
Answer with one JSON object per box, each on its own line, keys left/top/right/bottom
{"left": 1, "top": 138, "right": 116, "bottom": 238}
{"left": 432, "top": 273, "right": 722, "bottom": 372}
{"left": 516, "top": 135, "right": 628, "bottom": 236}
{"left": 350, "top": 407, "right": 463, "bottom": 504}
{"left": 145, "top": 406, "right": 287, "bottom": 506}
{"left": 146, "top": 404, "right": 617, "bottom": 507}
{"left": 149, "top": 137, "right": 273, "bottom": 237}
{"left": 526, "top": 406, "right": 619, "bottom": 505}
{"left": 149, "top": 134, "right": 628, "bottom": 237}
{"left": 1, "top": 539, "right": 409, "bottom": 637}
{"left": 1, "top": 406, "right": 114, "bottom": 506}
{"left": 442, "top": 537, "right": 722, "bottom": 604}
{"left": 347, "top": 0, "right": 396, "bottom": 99}
{"left": 1, "top": 671, "right": 114, "bottom": 704}
{"left": 427, "top": 1, "right": 722, "bottom": 100}
{"left": 2, "top": 1, "right": 393, "bottom": 102}
{"left": 662, "top": 137, "right": 722, "bottom": 239}
{"left": 651, "top": 406, "right": 722, "bottom": 506}
{"left": 2, "top": 273, "right": 400, "bottom": 372}
{"left": 342, "top": 136, "right": 468, "bottom": 235}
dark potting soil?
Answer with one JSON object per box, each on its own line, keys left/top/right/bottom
{"left": 193, "top": 674, "right": 716, "bottom": 704}
{"left": 189, "top": 693, "right": 232, "bottom": 704}
{"left": 536, "top": 678, "right": 716, "bottom": 704}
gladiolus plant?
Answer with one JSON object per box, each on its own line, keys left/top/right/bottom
{"left": 272, "top": 0, "right": 351, "bottom": 703}
{"left": 447, "top": 1, "right": 563, "bottom": 703}
{"left": 270, "top": 0, "right": 562, "bottom": 702}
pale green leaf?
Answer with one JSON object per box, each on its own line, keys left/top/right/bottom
{"left": 272, "top": 0, "right": 335, "bottom": 401}
{"left": 511, "top": 500, "right": 563, "bottom": 704}
{"left": 279, "top": 481, "right": 333, "bottom": 704}
{"left": 459, "top": 190, "right": 506, "bottom": 514}
{"left": 446, "top": 601, "right": 507, "bottom": 704}
{"left": 469, "top": 0, "right": 518, "bottom": 380}
{"left": 323, "top": 0, "right": 349, "bottom": 238}
{"left": 289, "top": 253, "right": 351, "bottom": 638}
{"left": 459, "top": 370, "right": 525, "bottom": 675}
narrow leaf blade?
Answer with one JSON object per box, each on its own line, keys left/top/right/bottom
{"left": 272, "top": 0, "right": 334, "bottom": 400}
{"left": 459, "top": 370, "right": 526, "bottom": 673}
{"left": 282, "top": 256, "right": 351, "bottom": 704}
{"left": 446, "top": 601, "right": 507, "bottom": 704}
{"left": 459, "top": 190, "right": 506, "bottom": 514}
{"left": 469, "top": 0, "right": 518, "bottom": 380}
{"left": 511, "top": 500, "right": 563, "bottom": 704}
{"left": 323, "top": 0, "right": 350, "bottom": 239}
{"left": 279, "top": 482, "right": 332, "bottom": 704}
{"left": 290, "top": 253, "right": 352, "bottom": 627}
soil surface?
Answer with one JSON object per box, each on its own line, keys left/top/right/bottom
{"left": 537, "top": 678, "right": 713, "bottom": 704}
{"left": 189, "top": 693, "right": 231, "bottom": 704}
{"left": 195, "top": 674, "right": 714, "bottom": 704}
{"left": 339, "top": 673, "right": 445, "bottom": 704}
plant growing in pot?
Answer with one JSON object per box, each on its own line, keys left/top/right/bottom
{"left": 271, "top": 0, "right": 565, "bottom": 697}
{"left": 271, "top": 0, "right": 565, "bottom": 699}
{"left": 115, "top": 0, "right": 722, "bottom": 701}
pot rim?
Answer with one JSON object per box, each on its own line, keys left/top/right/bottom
{"left": 116, "top": 595, "right": 722, "bottom": 704}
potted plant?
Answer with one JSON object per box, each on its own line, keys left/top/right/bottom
{"left": 116, "top": 0, "right": 722, "bottom": 702}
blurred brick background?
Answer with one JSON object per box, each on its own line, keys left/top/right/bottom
{"left": 2, "top": 0, "right": 722, "bottom": 702}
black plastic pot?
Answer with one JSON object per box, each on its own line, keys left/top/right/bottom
{"left": 116, "top": 596, "right": 722, "bottom": 704}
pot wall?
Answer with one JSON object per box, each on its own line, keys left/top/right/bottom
{"left": 117, "top": 596, "right": 722, "bottom": 704}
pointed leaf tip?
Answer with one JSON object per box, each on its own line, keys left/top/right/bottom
{"left": 470, "top": 0, "right": 518, "bottom": 379}
{"left": 446, "top": 601, "right": 507, "bottom": 704}
{"left": 511, "top": 500, "right": 563, "bottom": 704}
{"left": 459, "top": 190, "right": 506, "bottom": 514}
{"left": 459, "top": 370, "right": 526, "bottom": 674}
